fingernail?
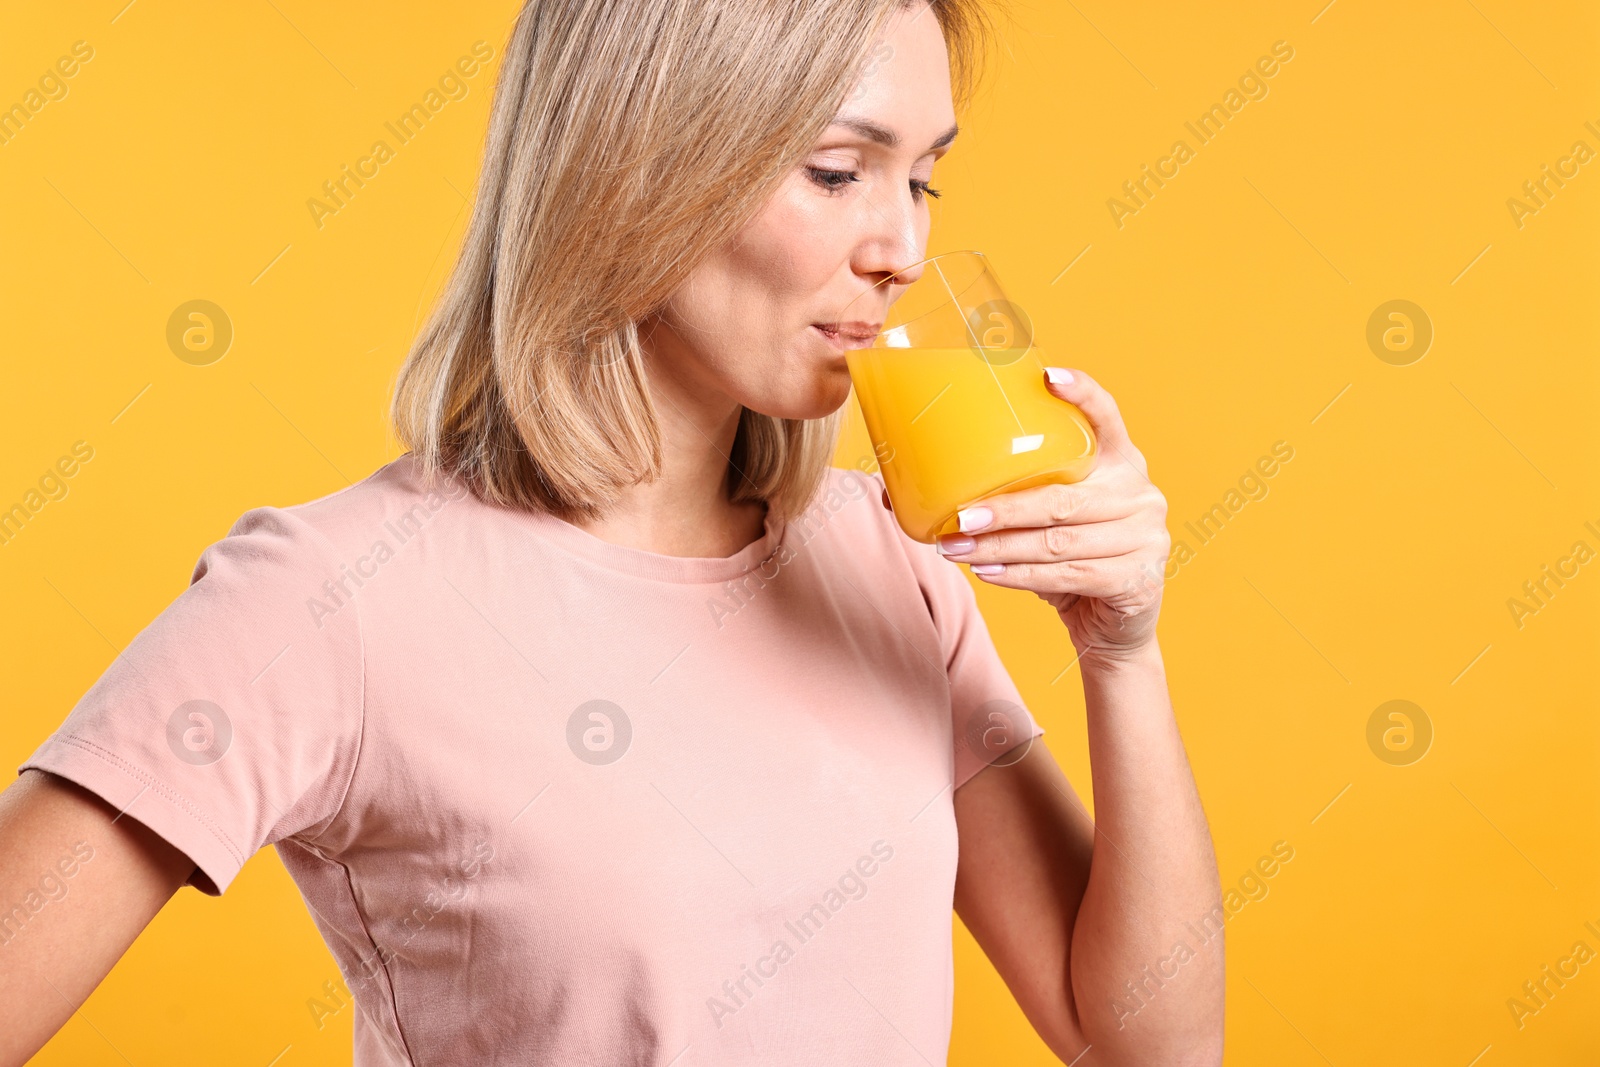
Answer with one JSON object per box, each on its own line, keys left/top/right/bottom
{"left": 972, "top": 563, "right": 1005, "bottom": 575}
{"left": 936, "top": 535, "right": 975, "bottom": 557}
{"left": 957, "top": 506, "right": 993, "bottom": 533}
{"left": 1045, "top": 367, "right": 1073, "bottom": 386}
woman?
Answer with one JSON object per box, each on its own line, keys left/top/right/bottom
{"left": 0, "top": 0, "right": 1222, "bottom": 1063}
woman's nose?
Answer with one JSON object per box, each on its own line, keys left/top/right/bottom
{"left": 856, "top": 190, "right": 926, "bottom": 286}
{"left": 886, "top": 257, "right": 926, "bottom": 286}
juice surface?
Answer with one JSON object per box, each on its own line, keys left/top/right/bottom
{"left": 846, "top": 346, "right": 1098, "bottom": 543}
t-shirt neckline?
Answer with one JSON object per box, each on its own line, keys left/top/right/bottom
{"left": 517, "top": 502, "right": 788, "bottom": 584}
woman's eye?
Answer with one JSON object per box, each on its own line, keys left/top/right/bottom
{"left": 805, "top": 166, "right": 860, "bottom": 192}
{"left": 806, "top": 166, "right": 943, "bottom": 202}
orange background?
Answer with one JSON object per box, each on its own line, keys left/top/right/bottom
{"left": 2, "top": 1, "right": 1596, "bottom": 1063}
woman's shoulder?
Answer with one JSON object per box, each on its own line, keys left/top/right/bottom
{"left": 240, "top": 452, "right": 474, "bottom": 566}
{"left": 805, "top": 464, "right": 935, "bottom": 569}
{"left": 788, "top": 465, "right": 895, "bottom": 556}
{"left": 786, "top": 464, "right": 961, "bottom": 609}
{"left": 805, "top": 464, "right": 983, "bottom": 624}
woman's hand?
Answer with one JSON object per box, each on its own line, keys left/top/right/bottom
{"left": 921, "top": 367, "right": 1170, "bottom": 667}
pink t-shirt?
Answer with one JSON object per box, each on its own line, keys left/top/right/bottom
{"left": 20, "top": 454, "right": 1044, "bottom": 1065}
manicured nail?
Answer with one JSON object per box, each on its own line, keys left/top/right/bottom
{"left": 972, "top": 563, "right": 1005, "bottom": 575}
{"left": 936, "top": 535, "right": 975, "bottom": 557}
{"left": 1045, "top": 367, "right": 1073, "bottom": 386}
{"left": 958, "top": 506, "right": 993, "bottom": 533}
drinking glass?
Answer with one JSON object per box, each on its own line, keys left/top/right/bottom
{"left": 837, "top": 250, "right": 1098, "bottom": 544}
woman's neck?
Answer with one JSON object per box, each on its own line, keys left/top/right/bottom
{"left": 568, "top": 351, "right": 767, "bottom": 559}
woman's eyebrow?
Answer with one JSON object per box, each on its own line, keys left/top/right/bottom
{"left": 828, "top": 116, "right": 960, "bottom": 151}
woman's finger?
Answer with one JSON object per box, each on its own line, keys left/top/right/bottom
{"left": 1042, "top": 367, "right": 1134, "bottom": 453}
{"left": 953, "top": 473, "right": 1160, "bottom": 535}
{"left": 1043, "top": 367, "right": 1147, "bottom": 479}
{"left": 936, "top": 517, "right": 1144, "bottom": 565}
{"left": 964, "top": 552, "right": 1136, "bottom": 599}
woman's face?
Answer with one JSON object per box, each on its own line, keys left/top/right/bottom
{"left": 646, "top": 1, "right": 959, "bottom": 421}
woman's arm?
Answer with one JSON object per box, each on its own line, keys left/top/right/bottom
{"left": 941, "top": 367, "right": 1222, "bottom": 1064}
{"left": 952, "top": 737, "right": 1096, "bottom": 1061}
{"left": 954, "top": 641, "right": 1222, "bottom": 1067}
{"left": 0, "top": 769, "right": 196, "bottom": 1066}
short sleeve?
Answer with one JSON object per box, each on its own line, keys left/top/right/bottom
{"left": 17, "top": 505, "right": 365, "bottom": 896}
{"left": 867, "top": 472, "right": 1046, "bottom": 790}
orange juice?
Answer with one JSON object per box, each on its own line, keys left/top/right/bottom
{"left": 846, "top": 346, "right": 1098, "bottom": 543}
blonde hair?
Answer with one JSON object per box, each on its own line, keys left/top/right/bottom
{"left": 390, "top": 0, "right": 995, "bottom": 526}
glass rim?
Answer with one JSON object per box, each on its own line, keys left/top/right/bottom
{"left": 838, "top": 249, "right": 996, "bottom": 327}
{"left": 839, "top": 249, "right": 1010, "bottom": 346}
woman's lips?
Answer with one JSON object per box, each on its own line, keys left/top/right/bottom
{"left": 811, "top": 321, "right": 881, "bottom": 353}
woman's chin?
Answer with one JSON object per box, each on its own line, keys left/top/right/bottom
{"left": 746, "top": 373, "right": 853, "bottom": 421}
